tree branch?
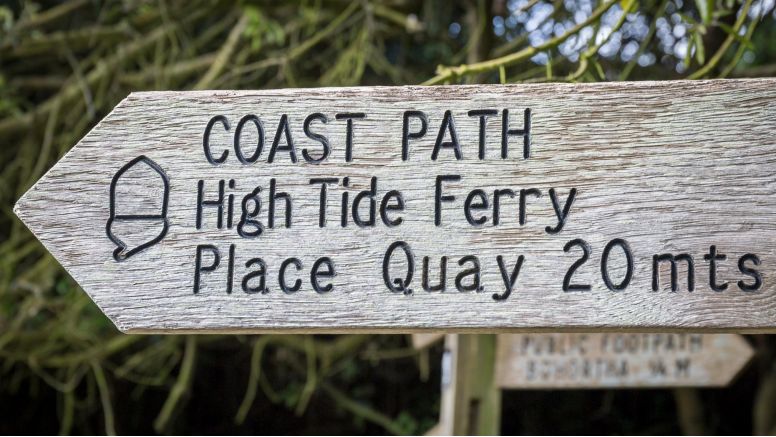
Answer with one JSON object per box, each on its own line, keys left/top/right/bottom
{"left": 688, "top": 0, "right": 754, "bottom": 79}
{"left": 424, "top": 0, "right": 618, "bottom": 85}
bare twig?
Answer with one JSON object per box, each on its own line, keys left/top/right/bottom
{"left": 91, "top": 361, "right": 117, "bottom": 436}
{"left": 235, "top": 337, "right": 269, "bottom": 424}
{"left": 719, "top": 10, "right": 762, "bottom": 78}
{"left": 619, "top": 0, "right": 669, "bottom": 80}
{"left": 320, "top": 381, "right": 410, "bottom": 435}
{"left": 568, "top": 0, "right": 633, "bottom": 81}
{"left": 688, "top": 0, "right": 754, "bottom": 79}
{"left": 194, "top": 15, "right": 248, "bottom": 90}
{"left": 424, "top": 0, "right": 619, "bottom": 85}
{"left": 154, "top": 337, "right": 197, "bottom": 432}
{"left": 295, "top": 336, "right": 318, "bottom": 416}
{"left": 13, "top": 0, "right": 90, "bottom": 32}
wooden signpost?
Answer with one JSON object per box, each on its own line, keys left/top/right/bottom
{"left": 13, "top": 79, "right": 776, "bottom": 333}
{"left": 435, "top": 334, "right": 501, "bottom": 435}
{"left": 495, "top": 333, "right": 753, "bottom": 388}
{"left": 422, "top": 333, "right": 753, "bottom": 434}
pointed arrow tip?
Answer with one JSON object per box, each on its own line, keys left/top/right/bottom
{"left": 12, "top": 175, "right": 129, "bottom": 334}
{"left": 13, "top": 188, "right": 28, "bottom": 219}
{"left": 14, "top": 184, "right": 42, "bottom": 243}
{"left": 719, "top": 334, "right": 755, "bottom": 386}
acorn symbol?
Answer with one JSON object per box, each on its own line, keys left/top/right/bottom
{"left": 106, "top": 155, "right": 170, "bottom": 262}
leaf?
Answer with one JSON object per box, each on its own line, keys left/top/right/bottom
{"left": 592, "top": 58, "right": 606, "bottom": 80}
{"left": 684, "top": 37, "right": 694, "bottom": 67}
{"left": 545, "top": 55, "right": 553, "bottom": 79}
{"left": 693, "top": 31, "right": 706, "bottom": 64}
{"left": 620, "top": 0, "right": 637, "bottom": 12}
{"left": 716, "top": 21, "right": 734, "bottom": 34}
{"left": 0, "top": 6, "right": 15, "bottom": 32}
{"left": 678, "top": 12, "right": 699, "bottom": 26}
{"left": 695, "top": 0, "right": 714, "bottom": 24}
{"left": 717, "top": 22, "right": 756, "bottom": 49}
{"left": 712, "top": 9, "right": 735, "bottom": 19}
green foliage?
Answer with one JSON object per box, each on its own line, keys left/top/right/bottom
{"left": 244, "top": 6, "right": 285, "bottom": 51}
{"left": 695, "top": 0, "right": 714, "bottom": 24}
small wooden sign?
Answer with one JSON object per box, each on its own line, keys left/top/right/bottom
{"left": 14, "top": 79, "right": 776, "bottom": 333}
{"left": 495, "top": 333, "right": 753, "bottom": 388}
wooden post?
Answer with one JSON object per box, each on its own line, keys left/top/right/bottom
{"left": 673, "top": 388, "right": 708, "bottom": 435}
{"left": 438, "top": 334, "right": 501, "bottom": 435}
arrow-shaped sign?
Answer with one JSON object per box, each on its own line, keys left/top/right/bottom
{"left": 14, "top": 80, "right": 776, "bottom": 333}
{"left": 495, "top": 333, "right": 754, "bottom": 388}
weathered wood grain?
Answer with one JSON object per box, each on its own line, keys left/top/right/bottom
{"left": 14, "top": 79, "right": 776, "bottom": 333}
{"left": 495, "top": 333, "right": 753, "bottom": 388}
